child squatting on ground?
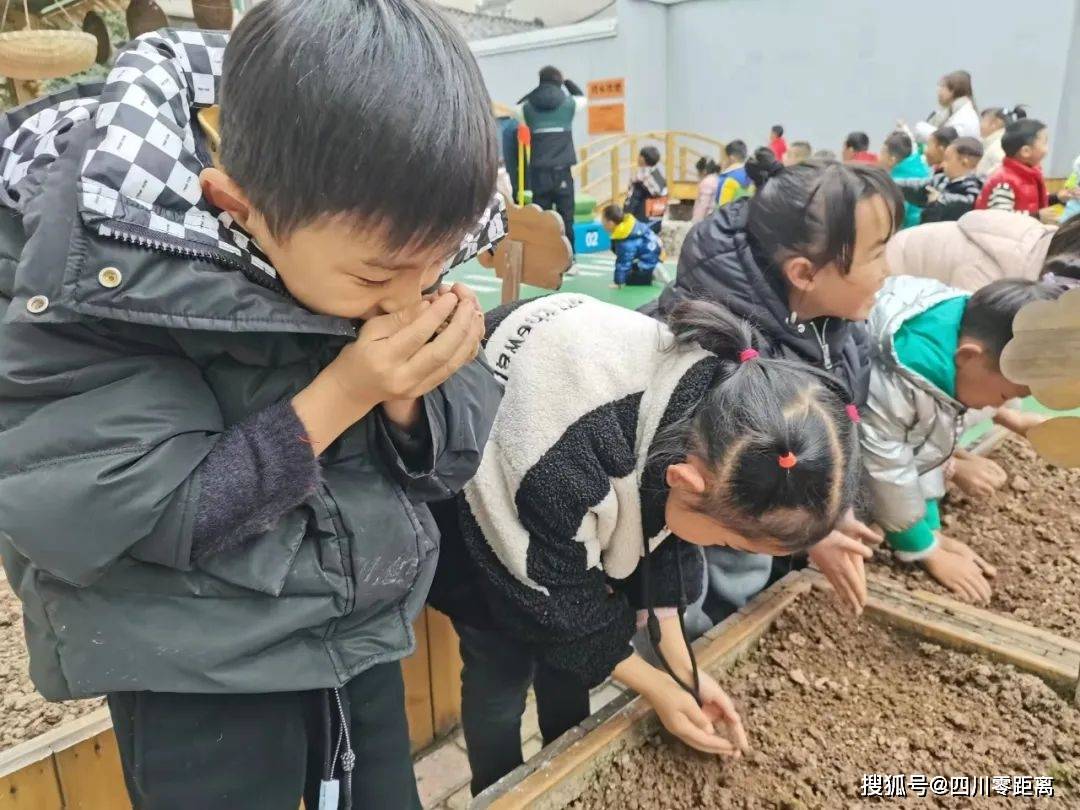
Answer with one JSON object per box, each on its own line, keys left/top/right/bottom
{"left": 602, "top": 203, "right": 663, "bottom": 288}
{"left": 862, "top": 277, "right": 1065, "bottom": 603}
{"left": 429, "top": 296, "right": 864, "bottom": 794}
{"left": 0, "top": 2, "right": 507, "bottom": 808}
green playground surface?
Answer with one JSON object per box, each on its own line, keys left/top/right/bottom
{"left": 444, "top": 251, "right": 667, "bottom": 313}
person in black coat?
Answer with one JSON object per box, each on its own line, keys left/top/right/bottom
{"left": 642, "top": 151, "right": 904, "bottom": 619}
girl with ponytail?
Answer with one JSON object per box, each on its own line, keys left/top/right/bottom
{"left": 643, "top": 155, "right": 902, "bottom": 620}
{"left": 429, "top": 294, "right": 863, "bottom": 795}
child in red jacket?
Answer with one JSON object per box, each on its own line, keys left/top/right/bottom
{"left": 975, "top": 119, "right": 1049, "bottom": 216}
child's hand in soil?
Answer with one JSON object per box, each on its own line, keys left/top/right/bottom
{"left": 807, "top": 512, "right": 881, "bottom": 616}
{"left": 646, "top": 673, "right": 745, "bottom": 757}
{"left": 922, "top": 545, "right": 993, "bottom": 604}
{"left": 951, "top": 452, "right": 1007, "bottom": 498}
{"left": 696, "top": 670, "right": 750, "bottom": 754}
{"left": 938, "top": 533, "right": 997, "bottom": 578}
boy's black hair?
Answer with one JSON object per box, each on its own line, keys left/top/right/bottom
{"left": 695, "top": 156, "right": 720, "bottom": 175}
{"left": 883, "top": 131, "right": 913, "bottom": 161}
{"left": 651, "top": 302, "right": 861, "bottom": 552}
{"left": 220, "top": 0, "right": 497, "bottom": 252}
{"left": 961, "top": 279, "right": 1063, "bottom": 364}
{"left": 601, "top": 203, "right": 624, "bottom": 223}
{"left": 771, "top": 125, "right": 784, "bottom": 137}
{"left": 1001, "top": 119, "right": 1047, "bottom": 158}
{"left": 640, "top": 145, "right": 661, "bottom": 167}
{"left": 950, "top": 137, "right": 984, "bottom": 162}
{"left": 745, "top": 160, "right": 903, "bottom": 277}
{"left": 539, "top": 65, "right": 564, "bottom": 84}
{"left": 725, "top": 139, "right": 748, "bottom": 161}
{"left": 844, "top": 132, "right": 870, "bottom": 152}
{"left": 790, "top": 141, "right": 812, "bottom": 157}
{"left": 930, "top": 126, "right": 959, "bottom": 148}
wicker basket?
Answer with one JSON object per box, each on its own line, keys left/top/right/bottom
{"left": 0, "top": 29, "right": 96, "bottom": 80}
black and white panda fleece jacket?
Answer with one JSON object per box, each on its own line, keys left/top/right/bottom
{"left": 460, "top": 294, "right": 715, "bottom": 687}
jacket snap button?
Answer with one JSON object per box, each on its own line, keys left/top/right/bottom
{"left": 25, "top": 295, "right": 48, "bottom": 314}
{"left": 797, "top": 324, "right": 806, "bottom": 333}
{"left": 98, "top": 267, "right": 122, "bottom": 288}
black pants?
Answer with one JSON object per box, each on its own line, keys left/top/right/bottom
{"left": 455, "top": 621, "right": 590, "bottom": 796}
{"left": 107, "top": 662, "right": 420, "bottom": 810}
{"left": 530, "top": 166, "right": 576, "bottom": 256}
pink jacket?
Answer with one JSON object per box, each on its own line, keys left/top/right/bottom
{"left": 885, "top": 210, "right": 1055, "bottom": 292}
{"left": 692, "top": 174, "right": 719, "bottom": 223}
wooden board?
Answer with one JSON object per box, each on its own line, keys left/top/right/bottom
{"left": 53, "top": 731, "right": 130, "bottom": 810}
{"left": 402, "top": 612, "right": 434, "bottom": 753}
{"left": 0, "top": 759, "right": 61, "bottom": 810}
{"left": 425, "top": 608, "right": 463, "bottom": 736}
{"left": 587, "top": 103, "right": 625, "bottom": 136}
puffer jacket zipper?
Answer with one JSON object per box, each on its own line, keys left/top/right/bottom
{"left": 810, "top": 318, "right": 833, "bottom": 370}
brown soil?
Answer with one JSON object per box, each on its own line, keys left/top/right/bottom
{"left": 570, "top": 590, "right": 1080, "bottom": 810}
{"left": 0, "top": 581, "right": 103, "bottom": 751}
{"left": 879, "top": 437, "right": 1080, "bottom": 639}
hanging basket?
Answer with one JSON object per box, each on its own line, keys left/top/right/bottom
{"left": 0, "top": 29, "right": 96, "bottom": 80}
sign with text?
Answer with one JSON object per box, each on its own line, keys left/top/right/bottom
{"left": 587, "top": 77, "right": 625, "bottom": 100}
{"left": 588, "top": 103, "right": 626, "bottom": 135}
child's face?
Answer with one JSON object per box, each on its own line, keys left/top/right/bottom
{"left": 878, "top": 148, "right": 898, "bottom": 170}
{"left": 941, "top": 145, "right": 973, "bottom": 179}
{"left": 937, "top": 82, "right": 953, "bottom": 107}
{"left": 981, "top": 112, "right": 1002, "bottom": 138}
{"left": 602, "top": 217, "right": 617, "bottom": 234}
{"left": 1017, "top": 129, "right": 1050, "bottom": 167}
{"left": 925, "top": 137, "right": 946, "bottom": 167}
{"left": 955, "top": 346, "right": 1030, "bottom": 409}
{"left": 253, "top": 216, "right": 455, "bottom": 321}
{"left": 637, "top": 155, "right": 647, "bottom": 168}
{"left": 786, "top": 195, "right": 894, "bottom": 322}
{"left": 664, "top": 461, "right": 792, "bottom": 556}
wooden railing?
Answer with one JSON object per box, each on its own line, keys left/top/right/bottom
{"left": 573, "top": 130, "right": 726, "bottom": 208}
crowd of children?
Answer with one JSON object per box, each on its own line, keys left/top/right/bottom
{"left": 0, "top": 7, "right": 1076, "bottom": 807}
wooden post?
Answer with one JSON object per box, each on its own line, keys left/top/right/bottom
{"left": 665, "top": 131, "right": 677, "bottom": 191}
{"left": 501, "top": 240, "right": 524, "bottom": 304}
{"left": 579, "top": 148, "right": 589, "bottom": 188}
{"left": 678, "top": 146, "right": 688, "bottom": 181}
{"left": 610, "top": 146, "right": 620, "bottom": 207}
{"left": 628, "top": 136, "right": 638, "bottom": 170}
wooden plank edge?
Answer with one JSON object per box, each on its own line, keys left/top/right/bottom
{"left": 478, "top": 571, "right": 815, "bottom": 809}
{"left": 866, "top": 574, "right": 1080, "bottom": 657}
{"left": 0, "top": 707, "right": 112, "bottom": 777}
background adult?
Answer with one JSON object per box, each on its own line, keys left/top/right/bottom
{"left": 518, "top": 65, "right": 587, "bottom": 258}
{"left": 915, "top": 70, "right": 980, "bottom": 142}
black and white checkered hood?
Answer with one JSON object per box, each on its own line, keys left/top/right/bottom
{"left": 0, "top": 29, "right": 505, "bottom": 285}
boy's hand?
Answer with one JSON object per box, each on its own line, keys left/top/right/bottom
{"left": 330, "top": 291, "right": 483, "bottom": 409}
{"left": 951, "top": 453, "right": 1007, "bottom": 498}
{"left": 926, "top": 186, "right": 942, "bottom": 204}
{"left": 994, "top": 408, "right": 1046, "bottom": 438}
{"left": 938, "top": 533, "right": 997, "bottom": 578}
{"left": 922, "top": 545, "right": 993, "bottom": 604}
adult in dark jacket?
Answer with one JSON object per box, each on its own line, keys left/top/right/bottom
{"left": 642, "top": 154, "right": 904, "bottom": 620}
{"left": 518, "top": 65, "right": 586, "bottom": 256}
{"left": 0, "top": 8, "right": 505, "bottom": 809}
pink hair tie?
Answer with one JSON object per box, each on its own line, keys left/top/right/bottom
{"left": 738, "top": 348, "right": 760, "bottom": 363}
{"left": 778, "top": 452, "right": 798, "bottom": 469}
{"left": 846, "top": 404, "right": 861, "bottom": 423}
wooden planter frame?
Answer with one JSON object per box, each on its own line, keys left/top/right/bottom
{"left": 476, "top": 569, "right": 1080, "bottom": 809}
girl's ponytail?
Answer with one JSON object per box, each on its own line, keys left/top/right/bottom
{"left": 746, "top": 146, "right": 784, "bottom": 191}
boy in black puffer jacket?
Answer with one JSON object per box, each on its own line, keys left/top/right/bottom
{"left": 0, "top": 4, "right": 505, "bottom": 808}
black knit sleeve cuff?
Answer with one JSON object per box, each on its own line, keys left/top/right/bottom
{"left": 190, "top": 401, "right": 321, "bottom": 561}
